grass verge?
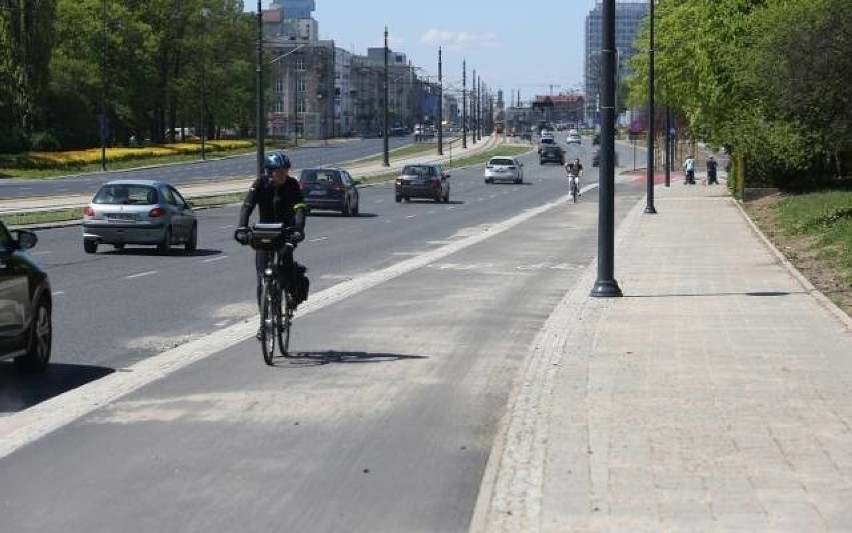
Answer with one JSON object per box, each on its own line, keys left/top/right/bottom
{"left": 745, "top": 190, "right": 852, "bottom": 317}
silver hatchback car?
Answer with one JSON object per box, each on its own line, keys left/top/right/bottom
{"left": 82, "top": 179, "right": 198, "bottom": 254}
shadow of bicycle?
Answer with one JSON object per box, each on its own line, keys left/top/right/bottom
{"left": 271, "top": 350, "right": 428, "bottom": 368}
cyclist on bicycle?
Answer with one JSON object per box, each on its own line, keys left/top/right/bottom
{"left": 564, "top": 157, "right": 584, "bottom": 196}
{"left": 234, "top": 151, "right": 307, "bottom": 320}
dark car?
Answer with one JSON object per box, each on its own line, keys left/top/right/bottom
{"left": 395, "top": 164, "right": 450, "bottom": 203}
{"left": 592, "top": 149, "right": 600, "bottom": 167}
{"left": 592, "top": 133, "right": 601, "bottom": 146}
{"left": 297, "top": 168, "right": 361, "bottom": 216}
{"left": 0, "top": 220, "right": 52, "bottom": 372}
{"left": 540, "top": 145, "right": 565, "bottom": 165}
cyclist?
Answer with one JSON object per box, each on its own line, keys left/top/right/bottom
{"left": 564, "top": 157, "right": 584, "bottom": 197}
{"left": 234, "top": 151, "right": 307, "bottom": 328}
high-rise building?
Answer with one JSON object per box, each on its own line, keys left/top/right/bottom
{"left": 271, "top": 0, "right": 315, "bottom": 19}
{"left": 584, "top": 0, "right": 648, "bottom": 125}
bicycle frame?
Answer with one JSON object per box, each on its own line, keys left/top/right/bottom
{"left": 250, "top": 223, "right": 297, "bottom": 365}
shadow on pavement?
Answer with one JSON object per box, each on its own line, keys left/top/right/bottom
{"left": 624, "top": 291, "right": 799, "bottom": 299}
{"left": 272, "top": 350, "right": 428, "bottom": 368}
{"left": 103, "top": 248, "right": 222, "bottom": 257}
{"left": 307, "top": 212, "right": 379, "bottom": 219}
{"left": 0, "top": 362, "right": 115, "bottom": 413}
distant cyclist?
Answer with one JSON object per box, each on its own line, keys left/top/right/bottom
{"left": 564, "top": 157, "right": 584, "bottom": 197}
{"left": 234, "top": 151, "right": 308, "bottom": 321}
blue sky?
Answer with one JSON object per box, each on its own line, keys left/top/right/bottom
{"left": 252, "top": 1, "right": 601, "bottom": 102}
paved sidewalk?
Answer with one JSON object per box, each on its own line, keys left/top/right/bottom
{"left": 1, "top": 134, "right": 505, "bottom": 216}
{"left": 474, "top": 181, "right": 852, "bottom": 532}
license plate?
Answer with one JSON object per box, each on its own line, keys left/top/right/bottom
{"left": 107, "top": 213, "right": 136, "bottom": 221}
{"left": 309, "top": 189, "right": 327, "bottom": 196}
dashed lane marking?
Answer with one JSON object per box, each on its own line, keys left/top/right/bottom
{"left": 202, "top": 256, "right": 228, "bottom": 264}
{"left": 125, "top": 270, "right": 157, "bottom": 280}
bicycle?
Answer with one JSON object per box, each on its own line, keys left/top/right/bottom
{"left": 567, "top": 172, "right": 580, "bottom": 203}
{"left": 239, "top": 223, "right": 300, "bottom": 365}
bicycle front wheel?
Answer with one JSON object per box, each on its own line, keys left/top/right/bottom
{"left": 259, "top": 280, "right": 277, "bottom": 365}
{"left": 278, "top": 290, "right": 293, "bottom": 356}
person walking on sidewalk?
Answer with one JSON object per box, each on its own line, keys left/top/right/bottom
{"left": 683, "top": 154, "right": 696, "bottom": 185}
{"left": 706, "top": 155, "right": 719, "bottom": 185}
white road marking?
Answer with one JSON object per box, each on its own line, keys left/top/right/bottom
{"left": 309, "top": 236, "right": 328, "bottom": 243}
{"left": 447, "top": 206, "right": 457, "bottom": 210}
{"left": 0, "top": 191, "right": 579, "bottom": 460}
{"left": 406, "top": 215, "right": 416, "bottom": 219}
{"left": 374, "top": 199, "right": 384, "bottom": 204}
{"left": 202, "top": 256, "right": 228, "bottom": 264}
{"left": 214, "top": 321, "right": 229, "bottom": 327}
{"left": 32, "top": 251, "right": 53, "bottom": 256}
{"left": 125, "top": 270, "right": 157, "bottom": 280}
{"left": 220, "top": 225, "right": 234, "bottom": 230}
{"left": 52, "top": 291, "right": 65, "bottom": 296}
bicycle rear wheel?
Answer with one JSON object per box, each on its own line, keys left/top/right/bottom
{"left": 259, "top": 279, "right": 277, "bottom": 365}
{"left": 278, "top": 291, "right": 292, "bottom": 357}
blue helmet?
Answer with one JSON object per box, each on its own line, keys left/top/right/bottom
{"left": 264, "top": 151, "right": 291, "bottom": 170}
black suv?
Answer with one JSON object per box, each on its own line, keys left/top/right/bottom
{"left": 0, "top": 220, "right": 52, "bottom": 371}
{"left": 540, "top": 145, "right": 565, "bottom": 165}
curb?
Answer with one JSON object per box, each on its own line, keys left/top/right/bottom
{"left": 733, "top": 199, "right": 852, "bottom": 330}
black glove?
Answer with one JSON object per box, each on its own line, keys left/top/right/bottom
{"left": 234, "top": 227, "right": 250, "bottom": 245}
{"left": 290, "top": 229, "right": 305, "bottom": 243}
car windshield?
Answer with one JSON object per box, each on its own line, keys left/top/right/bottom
{"left": 402, "top": 165, "right": 434, "bottom": 177}
{"left": 94, "top": 184, "right": 158, "bottom": 205}
{"left": 490, "top": 158, "right": 515, "bottom": 166}
{"left": 540, "top": 138, "right": 555, "bottom": 144}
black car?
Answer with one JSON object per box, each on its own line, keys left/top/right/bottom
{"left": 297, "top": 168, "right": 361, "bottom": 216}
{"left": 0, "top": 220, "right": 52, "bottom": 372}
{"left": 540, "top": 145, "right": 565, "bottom": 165}
{"left": 395, "top": 164, "right": 450, "bottom": 203}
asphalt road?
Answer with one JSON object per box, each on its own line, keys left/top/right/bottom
{"left": 0, "top": 136, "right": 416, "bottom": 199}
{"left": 0, "top": 139, "right": 647, "bottom": 532}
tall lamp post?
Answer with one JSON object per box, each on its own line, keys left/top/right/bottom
{"left": 644, "top": 0, "right": 657, "bottom": 214}
{"left": 437, "top": 47, "right": 443, "bottom": 156}
{"left": 591, "top": 0, "right": 623, "bottom": 298}
{"left": 100, "top": 0, "right": 107, "bottom": 171}
{"left": 382, "top": 26, "right": 390, "bottom": 167}
{"left": 255, "top": 0, "right": 264, "bottom": 181}
{"left": 199, "top": 8, "right": 210, "bottom": 161}
{"left": 471, "top": 70, "right": 477, "bottom": 145}
{"left": 462, "top": 60, "right": 467, "bottom": 149}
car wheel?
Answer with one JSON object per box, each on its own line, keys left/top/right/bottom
{"left": 185, "top": 223, "right": 198, "bottom": 251}
{"left": 484, "top": 178, "right": 491, "bottom": 184}
{"left": 112, "top": 243, "right": 125, "bottom": 251}
{"left": 351, "top": 199, "right": 359, "bottom": 216}
{"left": 395, "top": 194, "right": 402, "bottom": 203}
{"left": 14, "top": 297, "right": 51, "bottom": 372}
{"left": 83, "top": 240, "right": 98, "bottom": 254}
{"left": 157, "top": 227, "right": 172, "bottom": 254}
{"left": 342, "top": 198, "right": 352, "bottom": 217}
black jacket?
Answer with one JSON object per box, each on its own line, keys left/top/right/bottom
{"left": 238, "top": 176, "right": 306, "bottom": 228}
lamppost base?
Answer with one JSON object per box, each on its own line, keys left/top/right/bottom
{"left": 590, "top": 279, "right": 623, "bottom": 298}
{"left": 644, "top": 205, "right": 657, "bottom": 214}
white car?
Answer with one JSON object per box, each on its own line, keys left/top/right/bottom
{"left": 566, "top": 133, "right": 582, "bottom": 145}
{"left": 484, "top": 156, "right": 524, "bottom": 184}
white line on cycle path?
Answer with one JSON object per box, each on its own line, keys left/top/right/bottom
{"left": 0, "top": 183, "right": 599, "bottom": 460}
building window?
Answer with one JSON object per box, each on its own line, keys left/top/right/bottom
{"left": 274, "top": 100, "right": 284, "bottom": 113}
{"left": 296, "top": 57, "right": 305, "bottom": 71}
{"left": 296, "top": 77, "right": 306, "bottom": 93}
{"left": 275, "top": 77, "right": 284, "bottom": 93}
{"left": 297, "top": 97, "right": 306, "bottom": 113}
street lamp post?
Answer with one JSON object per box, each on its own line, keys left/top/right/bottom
{"left": 200, "top": 8, "right": 211, "bottom": 161}
{"left": 644, "top": 0, "right": 657, "bottom": 214}
{"left": 591, "top": 0, "right": 623, "bottom": 298}
{"left": 382, "top": 27, "right": 390, "bottom": 167}
{"left": 471, "top": 71, "right": 477, "bottom": 145}
{"left": 100, "top": 0, "right": 107, "bottom": 171}
{"left": 462, "top": 60, "right": 467, "bottom": 149}
{"left": 437, "top": 47, "right": 443, "bottom": 156}
{"left": 255, "top": 0, "right": 264, "bottom": 181}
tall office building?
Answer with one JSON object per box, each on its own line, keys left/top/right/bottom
{"left": 271, "top": 0, "right": 315, "bottom": 19}
{"left": 584, "top": 0, "right": 648, "bottom": 124}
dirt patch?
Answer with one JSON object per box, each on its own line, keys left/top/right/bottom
{"left": 745, "top": 194, "right": 852, "bottom": 318}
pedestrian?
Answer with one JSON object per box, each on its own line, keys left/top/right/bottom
{"left": 706, "top": 155, "right": 718, "bottom": 185}
{"left": 683, "top": 154, "right": 696, "bottom": 185}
